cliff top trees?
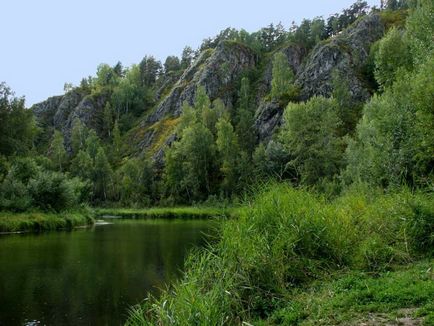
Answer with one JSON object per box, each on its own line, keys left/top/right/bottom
{"left": 271, "top": 52, "right": 298, "bottom": 102}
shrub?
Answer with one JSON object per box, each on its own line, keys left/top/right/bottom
{"left": 0, "top": 177, "right": 32, "bottom": 211}
{"left": 127, "top": 184, "right": 434, "bottom": 325}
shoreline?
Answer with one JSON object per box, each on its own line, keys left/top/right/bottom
{"left": 0, "top": 211, "right": 95, "bottom": 234}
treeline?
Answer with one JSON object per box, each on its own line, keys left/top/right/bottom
{"left": 126, "top": 1, "right": 434, "bottom": 323}
{"left": 0, "top": 0, "right": 432, "bottom": 212}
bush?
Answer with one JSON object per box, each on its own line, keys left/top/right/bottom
{"left": 0, "top": 177, "right": 32, "bottom": 211}
{"left": 28, "top": 171, "right": 82, "bottom": 212}
{"left": 406, "top": 193, "right": 434, "bottom": 255}
{"left": 0, "top": 157, "right": 89, "bottom": 212}
{"left": 126, "top": 184, "right": 434, "bottom": 325}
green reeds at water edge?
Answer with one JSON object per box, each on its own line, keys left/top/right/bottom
{"left": 126, "top": 183, "right": 434, "bottom": 325}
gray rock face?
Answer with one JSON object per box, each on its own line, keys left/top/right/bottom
{"left": 146, "top": 41, "right": 257, "bottom": 124}
{"left": 255, "top": 100, "right": 284, "bottom": 142}
{"left": 52, "top": 91, "right": 82, "bottom": 129}
{"left": 32, "top": 91, "right": 105, "bottom": 151}
{"left": 31, "top": 95, "right": 63, "bottom": 127}
{"left": 296, "top": 14, "right": 384, "bottom": 101}
{"left": 32, "top": 14, "right": 384, "bottom": 162}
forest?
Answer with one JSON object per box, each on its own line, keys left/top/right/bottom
{"left": 0, "top": 0, "right": 433, "bottom": 324}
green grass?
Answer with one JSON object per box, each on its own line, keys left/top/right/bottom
{"left": 125, "top": 183, "right": 434, "bottom": 325}
{"left": 96, "top": 206, "right": 233, "bottom": 220}
{"left": 0, "top": 210, "right": 94, "bottom": 233}
{"left": 265, "top": 259, "right": 434, "bottom": 325}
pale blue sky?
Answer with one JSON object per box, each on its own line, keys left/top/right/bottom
{"left": 1, "top": 0, "right": 379, "bottom": 106}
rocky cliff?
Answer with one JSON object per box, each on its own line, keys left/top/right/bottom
{"left": 255, "top": 14, "right": 384, "bottom": 142}
{"left": 32, "top": 13, "right": 385, "bottom": 161}
{"left": 32, "top": 90, "right": 106, "bottom": 151}
{"left": 297, "top": 14, "right": 384, "bottom": 101}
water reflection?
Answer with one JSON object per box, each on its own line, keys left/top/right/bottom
{"left": 0, "top": 219, "right": 216, "bottom": 325}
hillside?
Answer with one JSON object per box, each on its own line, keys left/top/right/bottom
{"left": 31, "top": 10, "right": 385, "bottom": 163}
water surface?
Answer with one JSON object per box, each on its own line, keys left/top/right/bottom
{"left": 0, "top": 219, "right": 216, "bottom": 325}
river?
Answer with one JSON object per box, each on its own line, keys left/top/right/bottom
{"left": 0, "top": 218, "right": 216, "bottom": 325}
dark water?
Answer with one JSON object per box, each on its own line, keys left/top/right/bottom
{"left": 0, "top": 219, "right": 216, "bottom": 325}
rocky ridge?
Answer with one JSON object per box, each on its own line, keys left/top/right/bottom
{"left": 31, "top": 13, "right": 385, "bottom": 161}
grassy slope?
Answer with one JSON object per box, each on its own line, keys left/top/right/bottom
{"left": 0, "top": 210, "right": 94, "bottom": 233}
{"left": 264, "top": 259, "right": 434, "bottom": 325}
{"left": 126, "top": 184, "right": 434, "bottom": 325}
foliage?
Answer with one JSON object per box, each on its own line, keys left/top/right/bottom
{"left": 289, "top": 17, "right": 328, "bottom": 50}
{"left": 111, "top": 64, "right": 154, "bottom": 119}
{"left": 271, "top": 52, "right": 298, "bottom": 102}
{"left": 28, "top": 171, "right": 85, "bottom": 212}
{"left": 374, "top": 27, "right": 412, "bottom": 89}
{"left": 0, "top": 83, "right": 38, "bottom": 156}
{"left": 48, "top": 130, "right": 67, "bottom": 171}
{"left": 326, "top": 0, "right": 370, "bottom": 36}
{"left": 267, "top": 259, "right": 434, "bottom": 325}
{"left": 115, "top": 157, "right": 155, "bottom": 206}
{"left": 71, "top": 118, "right": 88, "bottom": 155}
{"left": 345, "top": 56, "right": 434, "bottom": 187}
{"left": 280, "top": 97, "right": 345, "bottom": 185}
{"left": 0, "top": 157, "right": 89, "bottom": 212}
{"left": 93, "top": 147, "right": 113, "bottom": 202}
{"left": 332, "top": 70, "right": 363, "bottom": 134}
{"left": 96, "top": 206, "right": 229, "bottom": 219}
{"left": 138, "top": 56, "right": 161, "bottom": 87}
{"left": 126, "top": 184, "right": 434, "bottom": 325}
{"left": 216, "top": 115, "right": 240, "bottom": 195}
{"left": 0, "top": 210, "right": 94, "bottom": 233}
{"left": 235, "top": 77, "right": 257, "bottom": 156}
{"left": 405, "top": 0, "right": 434, "bottom": 65}
{"left": 165, "top": 120, "right": 217, "bottom": 202}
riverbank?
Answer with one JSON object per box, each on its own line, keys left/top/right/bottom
{"left": 96, "top": 206, "right": 232, "bottom": 219}
{"left": 261, "top": 258, "right": 434, "bottom": 325}
{"left": 0, "top": 211, "right": 94, "bottom": 233}
{"left": 126, "top": 184, "right": 434, "bottom": 325}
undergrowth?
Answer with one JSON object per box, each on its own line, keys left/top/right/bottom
{"left": 126, "top": 183, "right": 434, "bottom": 325}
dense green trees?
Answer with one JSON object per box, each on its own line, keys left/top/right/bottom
{"left": 1, "top": 0, "right": 432, "bottom": 211}
{"left": 374, "top": 27, "right": 412, "bottom": 89}
{"left": 49, "top": 130, "right": 67, "bottom": 171}
{"left": 271, "top": 52, "right": 298, "bottom": 102}
{"left": 345, "top": 0, "right": 434, "bottom": 188}
{"left": 216, "top": 114, "right": 240, "bottom": 195}
{"left": 0, "top": 157, "right": 88, "bottom": 212}
{"left": 0, "top": 83, "right": 38, "bottom": 156}
{"left": 164, "top": 89, "right": 218, "bottom": 202}
{"left": 280, "top": 97, "right": 344, "bottom": 185}
{"left": 116, "top": 157, "right": 154, "bottom": 206}
{"left": 345, "top": 58, "right": 434, "bottom": 187}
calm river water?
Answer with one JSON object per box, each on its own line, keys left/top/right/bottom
{"left": 0, "top": 219, "right": 216, "bottom": 325}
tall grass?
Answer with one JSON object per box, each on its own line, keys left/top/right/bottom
{"left": 96, "top": 206, "right": 232, "bottom": 220}
{"left": 0, "top": 208, "right": 94, "bottom": 233}
{"left": 126, "top": 183, "right": 434, "bottom": 325}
